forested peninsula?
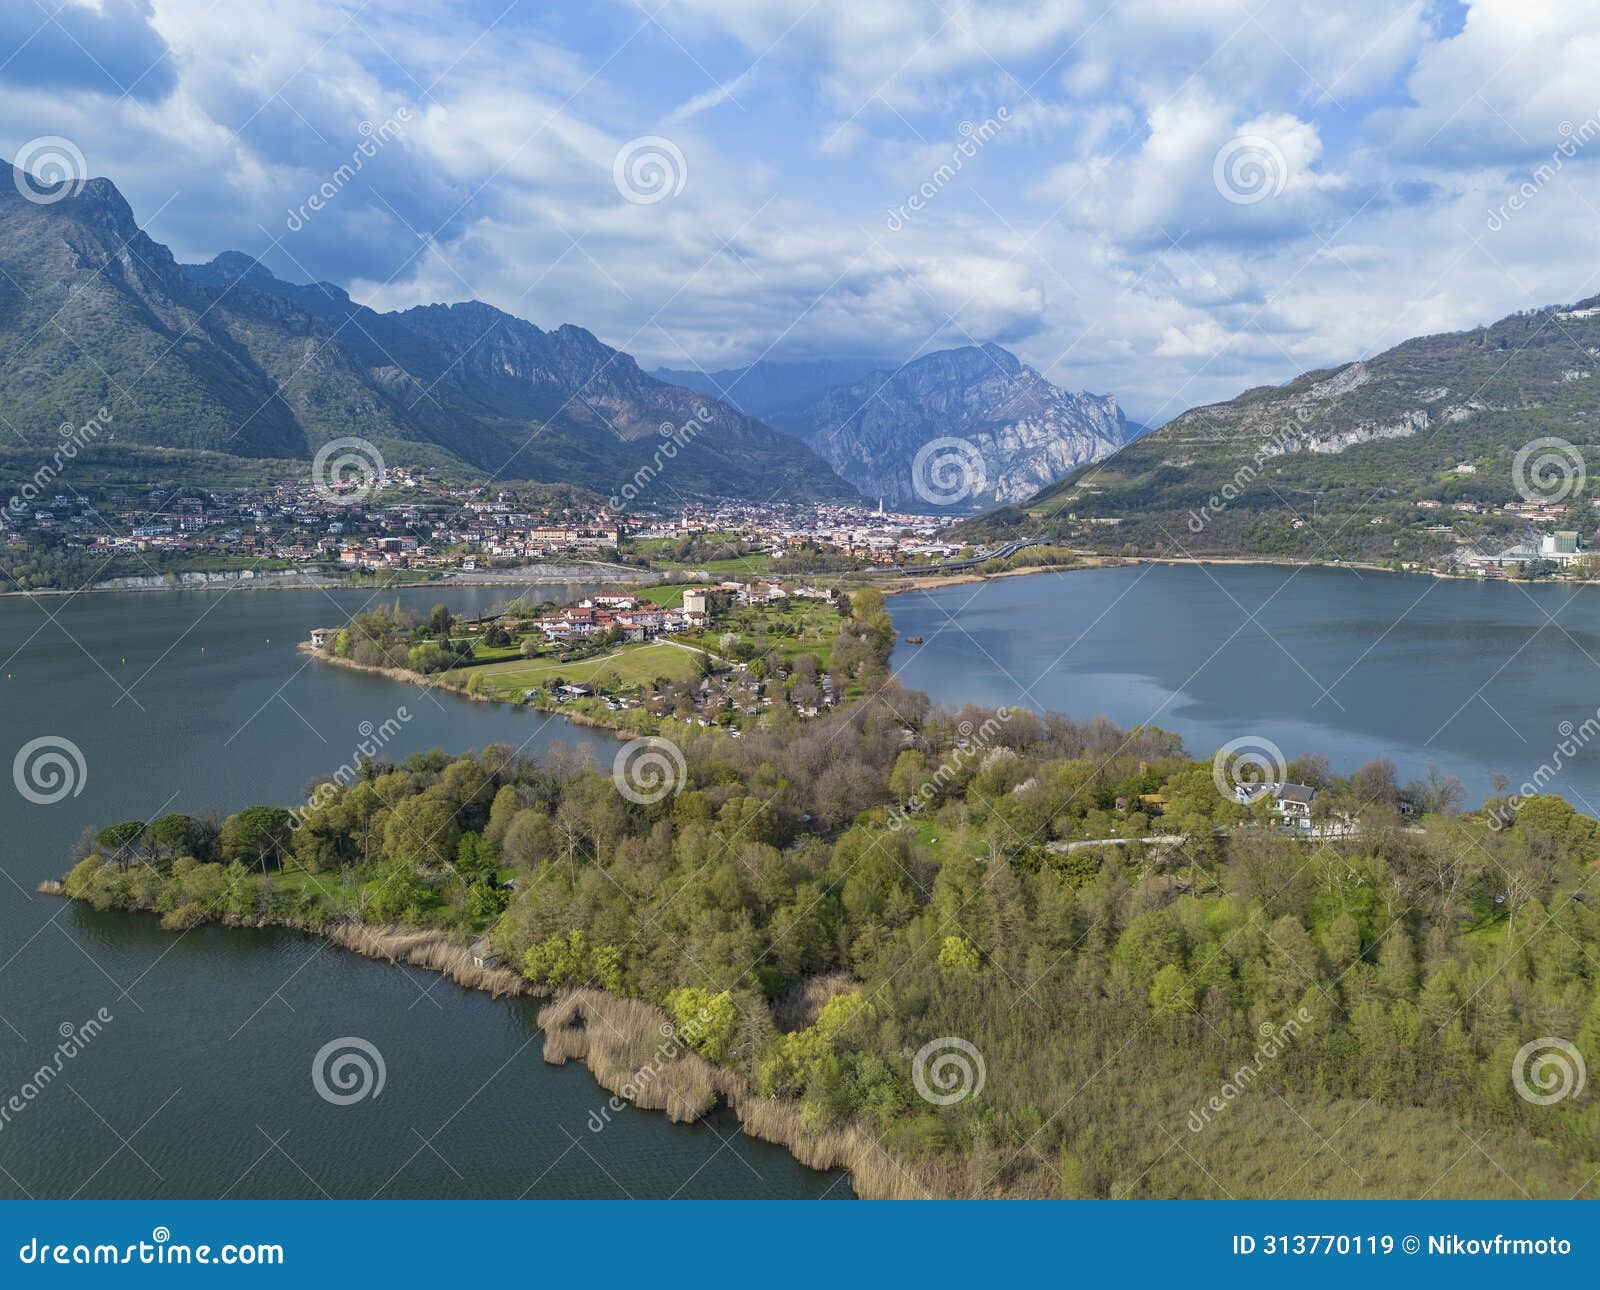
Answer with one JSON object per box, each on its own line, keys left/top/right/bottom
{"left": 50, "top": 590, "right": 1600, "bottom": 1198}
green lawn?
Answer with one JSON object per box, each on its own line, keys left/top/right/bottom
{"left": 452, "top": 640, "right": 703, "bottom": 699}
{"left": 680, "top": 598, "right": 842, "bottom": 662}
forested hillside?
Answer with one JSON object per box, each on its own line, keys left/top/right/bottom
{"left": 58, "top": 589, "right": 1600, "bottom": 1197}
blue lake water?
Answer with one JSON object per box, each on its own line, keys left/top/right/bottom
{"left": 888, "top": 562, "right": 1600, "bottom": 812}
{"left": 0, "top": 583, "right": 848, "bottom": 1199}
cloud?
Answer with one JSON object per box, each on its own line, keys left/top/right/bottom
{"left": 667, "top": 66, "right": 757, "bottom": 123}
{"left": 3, "top": 0, "right": 1600, "bottom": 430}
{"left": 0, "top": 0, "right": 174, "bottom": 102}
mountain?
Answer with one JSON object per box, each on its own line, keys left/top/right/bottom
{"left": 652, "top": 357, "right": 887, "bottom": 421}
{"left": 0, "top": 161, "right": 855, "bottom": 502}
{"left": 766, "top": 343, "right": 1134, "bottom": 510}
{"left": 968, "top": 301, "right": 1600, "bottom": 563}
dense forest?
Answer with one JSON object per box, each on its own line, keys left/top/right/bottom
{"left": 58, "top": 589, "right": 1600, "bottom": 1197}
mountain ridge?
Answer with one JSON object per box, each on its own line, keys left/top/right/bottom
{"left": 0, "top": 160, "right": 856, "bottom": 503}
{"left": 965, "top": 298, "right": 1600, "bottom": 565}
{"left": 768, "top": 342, "right": 1136, "bottom": 510}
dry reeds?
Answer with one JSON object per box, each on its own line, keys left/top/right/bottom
{"left": 314, "top": 921, "right": 537, "bottom": 998}
{"left": 536, "top": 987, "right": 956, "bottom": 1198}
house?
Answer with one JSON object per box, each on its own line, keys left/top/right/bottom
{"left": 1234, "top": 780, "right": 1317, "bottom": 827}
{"left": 309, "top": 628, "right": 333, "bottom": 649}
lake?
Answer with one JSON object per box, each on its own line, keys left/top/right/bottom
{"left": 9, "top": 560, "right": 1599, "bottom": 1200}
{"left": 889, "top": 562, "right": 1600, "bottom": 811}
{"left": 0, "top": 583, "right": 849, "bottom": 1199}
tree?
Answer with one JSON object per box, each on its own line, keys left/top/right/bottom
{"left": 94, "top": 820, "right": 146, "bottom": 869}
{"left": 428, "top": 603, "right": 455, "bottom": 638}
{"left": 218, "top": 807, "right": 295, "bottom": 873}
{"left": 383, "top": 795, "right": 462, "bottom": 870}
{"left": 144, "top": 813, "right": 197, "bottom": 865}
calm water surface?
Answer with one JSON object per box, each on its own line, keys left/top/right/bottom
{"left": 12, "top": 562, "right": 1593, "bottom": 1199}
{"left": 890, "top": 563, "right": 1600, "bottom": 811}
{"left": 0, "top": 584, "right": 848, "bottom": 1199}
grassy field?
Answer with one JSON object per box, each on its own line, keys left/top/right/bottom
{"left": 680, "top": 597, "right": 842, "bottom": 662}
{"left": 450, "top": 640, "right": 703, "bottom": 699}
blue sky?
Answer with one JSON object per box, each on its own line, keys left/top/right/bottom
{"left": 4, "top": 0, "right": 1598, "bottom": 424}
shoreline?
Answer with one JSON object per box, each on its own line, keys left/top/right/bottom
{"left": 878, "top": 550, "right": 1586, "bottom": 597}
{"left": 38, "top": 884, "right": 946, "bottom": 1200}
{"left": 0, "top": 562, "right": 657, "bottom": 601}
{"left": 300, "top": 644, "right": 640, "bottom": 740}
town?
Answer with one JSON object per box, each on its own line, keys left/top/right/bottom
{"left": 0, "top": 469, "right": 984, "bottom": 592}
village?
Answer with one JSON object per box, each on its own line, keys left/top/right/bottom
{"left": 3, "top": 467, "right": 971, "bottom": 591}
{"left": 308, "top": 574, "right": 866, "bottom": 734}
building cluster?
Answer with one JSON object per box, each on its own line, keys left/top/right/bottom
{"left": 1460, "top": 528, "right": 1586, "bottom": 577}
{"left": 8, "top": 470, "right": 973, "bottom": 579}
{"left": 532, "top": 594, "right": 689, "bottom": 642}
